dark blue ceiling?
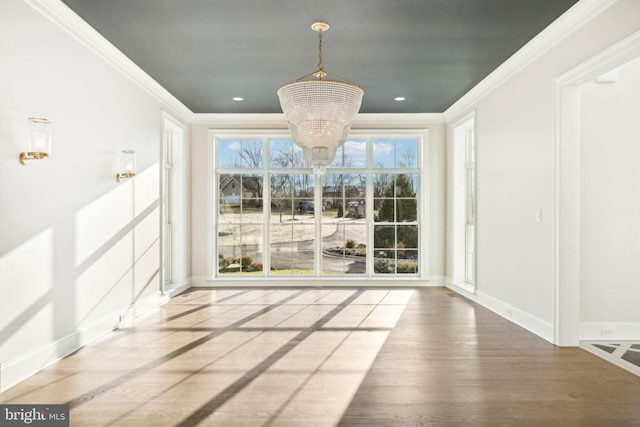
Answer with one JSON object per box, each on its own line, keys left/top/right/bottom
{"left": 61, "top": 0, "right": 580, "bottom": 114}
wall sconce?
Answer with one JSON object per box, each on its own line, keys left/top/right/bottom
{"left": 116, "top": 150, "right": 136, "bottom": 182}
{"left": 20, "top": 118, "right": 52, "bottom": 165}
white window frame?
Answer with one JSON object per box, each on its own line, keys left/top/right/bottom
{"left": 208, "top": 129, "right": 430, "bottom": 284}
{"left": 451, "top": 113, "right": 476, "bottom": 294}
{"left": 160, "top": 113, "right": 189, "bottom": 295}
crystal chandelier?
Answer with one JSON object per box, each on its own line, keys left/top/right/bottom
{"left": 278, "top": 22, "right": 364, "bottom": 175}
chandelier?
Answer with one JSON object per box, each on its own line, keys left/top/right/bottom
{"left": 277, "top": 22, "right": 364, "bottom": 175}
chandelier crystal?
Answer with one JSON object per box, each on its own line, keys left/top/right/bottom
{"left": 278, "top": 22, "right": 364, "bottom": 175}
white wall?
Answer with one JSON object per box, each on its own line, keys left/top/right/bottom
{"left": 189, "top": 115, "right": 447, "bottom": 285}
{"left": 0, "top": 0, "right": 171, "bottom": 391}
{"left": 446, "top": 0, "right": 640, "bottom": 343}
{"left": 580, "top": 57, "right": 640, "bottom": 324}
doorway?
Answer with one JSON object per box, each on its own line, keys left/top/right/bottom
{"left": 554, "top": 31, "right": 640, "bottom": 346}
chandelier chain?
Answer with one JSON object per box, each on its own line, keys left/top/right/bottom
{"left": 317, "top": 29, "right": 324, "bottom": 75}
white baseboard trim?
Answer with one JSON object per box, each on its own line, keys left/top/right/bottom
{"left": 580, "top": 322, "right": 640, "bottom": 341}
{"left": 0, "top": 291, "right": 167, "bottom": 393}
{"left": 163, "top": 281, "right": 191, "bottom": 297}
{"left": 446, "top": 279, "right": 476, "bottom": 294}
{"left": 427, "top": 276, "right": 447, "bottom": 286}
{"left": 446, "top": 283, "right": 555, "bottom": 344}
{"left": 190, "top": 276, "right": 445, "bottom": 288}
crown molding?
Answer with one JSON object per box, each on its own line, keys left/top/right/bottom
{"left": 353, "top": 113, "right": 446, "bottom": 128}
{"left": 444, "top": 0, "right": 619, "bottom": 122}
{"left": 190, "top": 113, "right": 287, "bottom": 128}
{"left": 24, "top": 0, "right": 193, "bottom": 121}
{"left": 191, "top": 112, "right": 446, "bottom": 129}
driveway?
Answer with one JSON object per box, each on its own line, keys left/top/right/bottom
{"left": 218, "top": 213, "right": 367, "bottom": 274}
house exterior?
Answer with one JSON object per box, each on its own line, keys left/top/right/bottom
{"left": 219, "top": 175, "right": 255, "bottom": 204}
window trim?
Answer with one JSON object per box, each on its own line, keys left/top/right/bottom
{"left": 208, "top": 128, "right": 430, "bottom": 284}
{"left": 450, "top": 112, "right": 476, "bottom": 294}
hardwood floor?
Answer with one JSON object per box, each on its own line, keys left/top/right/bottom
{"left": 2, "top": 287, "right": 640, "bottom": 426}
{"left": 340, "top": 289, "right": 640, "bottom": 426}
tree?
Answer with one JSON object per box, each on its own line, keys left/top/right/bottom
{"left": 241, "top": 174, "right": 263, "bottom": 208}
{"left": 239, "top": 143, "right": 263, "bottom": 169}
{"left": 376, "top": 181, "right": 395, "bottom": 222}
{"left": 271, "top": 144, "right": 306, "bottom": 168}
{"left": 226, "top": 142, "right": 265, "bottom": 202}
{"left": 377, "top": 174, "right": 416, "bottom": 222}
{"left": 376, "top": 174, "right": 417, "bottom": 249}
{"left": 271, "top": 146, "right": 313, "bottom": 197}
{"left": 373, "top": 165, "right": 391, "bottom": 198}
{"left": 399, "top": 147, "right": 417, "bottom": 168}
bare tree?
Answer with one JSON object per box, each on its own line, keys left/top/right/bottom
{"left": 240, "top": 143, "right": 263, "bottom": 169}
{"left": 399, "top": 148, "right": 417, "bottom": 168}
{"left": 372, "top": 162, "right": 391, "bottom": 198}
{"left": 271, "top": 144, "right": 307, "bottom": 168}
{"left": 271, "top": 145, "right": 314, "bottom": 197}
{"left": 241, "top": 174, "right": 263, "bottom": 201}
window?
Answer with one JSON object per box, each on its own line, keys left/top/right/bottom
{"left": 270, "top": 173, "right": 316, "bottom": 275}
{"left": 373, "top": 172, "right": 419, "bottom": 275}
{"left": 465, "top": 129, "right": 476, "bottom": 284}
{"left": 452, "top": 114, "right": 476, "bottom": 292}
{"left": 322, "top": 172, "right": 367, "bottom": 274}
{"left": 213, "top": 131, "right": 425, "bottom": 280}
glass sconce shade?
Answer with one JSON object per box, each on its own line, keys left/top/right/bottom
{"left": 20, "top": 118, "right": 52, "bottom": 165}
{"left": 116, "top": 150, "right": 136, "bottom": 182}
{"left": 28, "top": 117, "right": 52, "bottom": 154}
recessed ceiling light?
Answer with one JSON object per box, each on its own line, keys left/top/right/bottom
{"left": 232, "top": 97, "right": 244, "bottom": 101}
{"left": 394, "top": 97, "right": 406, "bottom": 102}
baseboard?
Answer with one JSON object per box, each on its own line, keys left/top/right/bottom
{"left": 163, "top": 281, "right": 191, "bottom": 297}
{"left": 580, "top": 322, "right": 640, "bottom": 340}
{"left": 427, "top": 276, "right": 447, "bottom": 286}
{"left": 446, "top": 279, "right": 475, "bottom": 294}
{"left": 0, "top": 291, "right": 167, "bottom": 393}
{"left": 446, "top": 283, "right": 555, "bottom": 344}
{"left": 190, "top": 276, "right": 445, "bottom": 288}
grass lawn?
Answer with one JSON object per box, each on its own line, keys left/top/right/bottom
{"left": 220, "top": 269, "right": 342, "bottom": 275}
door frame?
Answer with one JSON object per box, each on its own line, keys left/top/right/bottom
{"left": 553, "top": 30, "right": 640, "bottom": 346}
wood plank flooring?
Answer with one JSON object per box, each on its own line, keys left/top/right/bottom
{"left": 2, "top": 287, "right": 640, "bottom": 426}
{"left": 340, "top": 289, "right": 640, "bottom": 426}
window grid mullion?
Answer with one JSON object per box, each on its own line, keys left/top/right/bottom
{"left": 213, "top": 132, "right": 424, "bottom": 280}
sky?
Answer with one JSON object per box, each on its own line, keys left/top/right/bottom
{"left": 217, "top": 138, "right": 418, "bottom": 170}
